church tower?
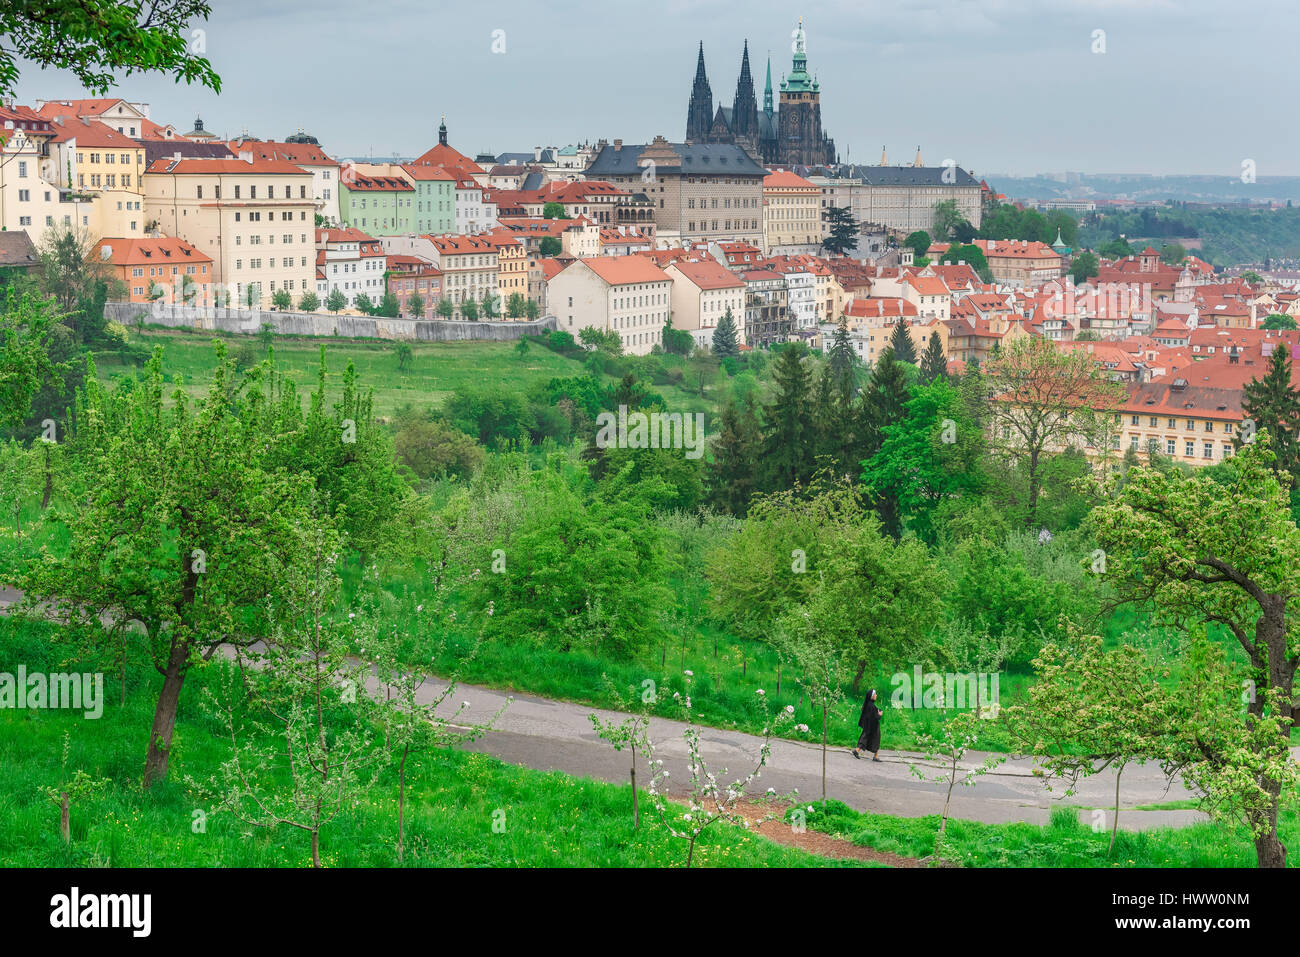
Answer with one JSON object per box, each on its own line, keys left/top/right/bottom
{"left": 731, "top": 40, "right": 759, "bottom": 142}
{"left": 686, "top": 42, "right": 714, "bottom": 143}
{"left": 777, "top": 18, "right": 835, "bottom": 167}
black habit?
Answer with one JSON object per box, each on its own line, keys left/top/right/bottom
{"left": 857, "top": 693, "right": 882, "bottom": 753}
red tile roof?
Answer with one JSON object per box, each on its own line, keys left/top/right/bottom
{"left": 580, "top": 256, "right": 671, "bottom": 286}
{"left": 93, "top": 236, "right": 211, "bottom": 266}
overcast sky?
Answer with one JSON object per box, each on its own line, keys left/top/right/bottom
{"left": 14, "top": 0, "right": 1297, "bottom": 179}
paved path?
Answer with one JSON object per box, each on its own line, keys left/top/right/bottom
{"left": 7, "top": 585, "right": 1296, "bottom": 831}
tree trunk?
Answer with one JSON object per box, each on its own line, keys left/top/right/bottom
{"left": 852, "top": 659, "right": 866, "bottom": 694}
{"left": 311, "top": 829, "right": 322, "bottom": 869}
{"left": 59, "top": 793, "right": 69, "bottom": 843}
{"left": 630, "top": 743, "right": 639, "bottom": 830}
{"left": 398, "top": 744, "right": 408, "bottom": 864}
{"left": 936, "top": 755, "right": 957, "bottom": 861}
{"left": 1108, "top": 766, "right": 1122, "bottom": 856}
{"left": 143, "top": 642, "right": 189, "bottom": 788}
{"left": 821, "top": 701, "right": 828, "bottom": 802}
{"left": 41, "top": 444, "right": 53, "bottom": 510}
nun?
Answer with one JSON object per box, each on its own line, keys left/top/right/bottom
{"left": 852, "top": 688, "right": 883, "bottom": 762}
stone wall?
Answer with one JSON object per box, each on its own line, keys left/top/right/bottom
{"left": 105, "top": 301, "right": 556, "bottom": 342}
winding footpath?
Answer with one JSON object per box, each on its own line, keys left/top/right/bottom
{"left": 6, "top": 585, "right": 1297, "bottom": 832}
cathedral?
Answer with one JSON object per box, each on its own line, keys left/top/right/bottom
{"left": 685, "top": 19, "right": 837, "bottom": 168}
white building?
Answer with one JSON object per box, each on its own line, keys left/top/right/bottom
{"left": 315, "top": 227, "right": 387, "bottom": 308}
{"left": 548, "top": 256, "right": 672, "bottom": 356}
{"left": 664, "top": 257, "right": 746, "bottom": 348}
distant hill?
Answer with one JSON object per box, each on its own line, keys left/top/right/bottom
{"left": 986, "top": 172, "right": 1300, "bottom": 206}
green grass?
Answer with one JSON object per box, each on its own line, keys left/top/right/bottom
{"left": 96, "top": 328, "right": 724, "bottom": 421}
{"left": 0, "top": 618, "right": 843, "bottom": 868}
{"left": 791, "top": 798, "right": 1299, "bottom": 868}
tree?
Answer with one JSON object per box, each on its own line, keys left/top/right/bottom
{"left": 436, "top": 297, "right": 455, "bottom": 319}
{"left": 1261, "top": 313, "right": 1296, "bottom": 331}
{"left": 1089, "top": 439, "right": 1300, "bottom": 868}
{"left": 888, "top": 322, "right": 917, "bottom": 364}
{"left": 908, "top": 712, "right": 1005, "bottom": 862}
{"left": 705, "top": 391, "right": 761, "bottom": 516}
{"left": 1099, "top": 237, "right": 1135, "bottom": 260}
{"left": 505, "top": 292, "right": 527, "bottom": 318}
{"left": 42, "top": 730, "right": 108, "bottom": 845}
{"left": 460, "top": 297, "right": 479, "bottom": 321}
{"left": 1241, "top": 342, "right": 1300, "bottom": 486}
{"left": 776, "top": 618, "right": 843, "bottom": 801}
{"left": 325, "top": 288, "right": 346, "bottom": 313}
{"left": 712, "top": 308, "right": 739, "bottom": 358}
{"left": 0, "top": 0, "right": 220, "bottom": 98}
{"left": 538, "top": 236, "right": 562, "bottom": 257}
{"left": 480, "top": 291, "right": 499, "bottom": 319}
{"left": 37, "top": 224, "right": 109, "bottom": 337}
{"left": 1012, "top": 632, "right": 1170, "bottom": 856}
{"left": 919, "top": 329, "right": 947, "bottom": 384}
{"left": 796, "top": 500, "right": 944, "bottom": 689}
{"left": 827, "top": 317, "right": 856, "bottom": 392}
{"left": 861, "top": 379, "right": 985, "bottom": 543}
{"left": 985, "top": 336, "right": 1125, "bottom": 528}
{"left": 271, "top": 288, "right": 292, "bottom": 311}
{"left": 378, "top": 291, "right": 400, "bottom": 318}
{"left": 21, "top": 345, "right": 331, "bottom": 787}
{"left": 759, "top": 345, "right": 815, "bottom": 491}
{"left": 394, "top": 341, "right": 413, "bottom": 372}
{"left": 903, "top": 230, "right": 930, "bottom": 260}
{"left": 202, "top": 527, "right": 383, "bottom": 868}
{"left": 298, "top": 291, "right": 320, "bottom": 312}
{"left": 932, "top": 199, "right": 971, "bottom": 242}
{"left": 1241, "top": 270, "right": 1264, "bottom": 285}
{"left": 1160, "top": 242, "right": 1188, "bottom": 266}
{"left": 524, "top": 298, "right": 540, "bottom": 320}
{"left": 662, "top": 321, "right": 694, "bottom": 356}
{"left": 1070, "top": 250, "right": 1100, "bottom": 285}
{"left": 353, "top": 292, "right": 375, "bottom": 315}
{"left": 821, "top": 204, "right": 859, "bottom": 256}
{"left": 243, "top": 282, "right": 260, "bottom": 309}
{"left": 0, "top": 289, "right": 68, "bottom": 427}
{"left": 939, "top": 243, "right": 992, "bottom": 283}
{"left": 542, "top": 202, "right": 566, "bottom": 220}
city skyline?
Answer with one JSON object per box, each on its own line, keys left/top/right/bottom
{"left": 10, "top": 0, "right": 1297, "bottom": 179}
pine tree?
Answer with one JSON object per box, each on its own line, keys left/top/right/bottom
{"left": 821, "top": 205, "right": 860, "bottom": 256}
{"left": 920, "top": 330, "right": 948, "bottom": 384}
{"left": 706, "top": 391, "right": 762, "bottom": 515}
{"left": 760, "top": 345, "right": 815, "bottom": 492}
{"left": 889, "top": 321, "right": 918, "bottom": 364}
{"left": 828, "top": 316, "right": 856, "bottom": 393}
{"left": 713, "top": 308, "right": 740, "bottom": 358}
{"left": 859, "top": 348, "right": 912, "bottom": 536}
{"left": 1242, "top": 344, "right": 1300, "bottom": 486}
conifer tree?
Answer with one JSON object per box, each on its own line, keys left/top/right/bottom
{"left": 920, "top": 330, "right": 948, "bottom": 384}
{"left": 760, "top": 345, "right": 815, "bottom": 491}
{"left": 889, "top": 321, "right": 918, "bottom": 364}
{"left": 706, "top": 391, "right": 762, "bottom": 515}
{"left": 1242, "top": 344, "right": 1300, "bottom": 486}
{"left": 828, "top": 317, "right": 856, "bottom": 394}
{"left": 713, "top": 308, "right": 740, "bottom": 358}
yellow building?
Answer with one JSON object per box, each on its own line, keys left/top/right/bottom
{"left": 143, "top": 153, "right": 316, "bottom": 308}
{"left": 763, "top": 169, "right": 823, "bottom": 256}
{"left": 484, "top": 229, "right": 528, "bottom": 314}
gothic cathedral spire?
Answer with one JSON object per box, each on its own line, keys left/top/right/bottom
{"left": 731, "top": 39, "right": 758, "bottom": 140}
{"left": 686, "top": 42, "right": 714, "bottom": 143}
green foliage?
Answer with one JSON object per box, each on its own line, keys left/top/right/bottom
{"left": 406, "top": 292, "right": 425, "bottom": 318}
{"left": 887, "top": 322, "right": 917, "bottom": 364}
{"left": 542, "top": 202, "right": 567, "bottom": 220}
{"left": 903, "top": 230, "right": 930, "bottom": 259}
{"left": 443, "top": 387, "right": 535, "bottom": 448}
{"left": 298, "top": 291, "right": 320, "bottom": 312}
{"left": 0, "top": 1, "right": 220, "bottom": 98}
{"left": 353, "top": 292, "right": 376, "bottom": 316}
{"left": 1241, "top": 344, "right": 1300, "bottom": 486}
{"left": 821, "top": 205, "right": 859, "bottom": 256}
{"left": 712, "top": 309, "right": 739, "bottom": 358}
{"left": 662, "top": 322, "right": 694, "bottom": 356}
{"left": 460, "top": 298, "right": 479, "bottom": 321}
{"left": 939, "top": 243, "right": 992, "bottom": 283}
{"left": 0, "top": 290, "right": 68, "bottom": 427}
{"left": 1070, "top": 251, "right": 1099, "bottom": 285}
{"left": 271, "top": 288, "right": 292, "bottom": 311}
{"left": 538, "top": 236, "right": 562, "bottom": 257}
{"left": 1261, "top": 313, "right": 1296, "bottom": 331}
{"left": 326, "top": 288, "right": 347, "bottom": 313}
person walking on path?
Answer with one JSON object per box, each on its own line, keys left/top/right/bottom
{"left": 852, "top": 689, "right": 883, "bottom": 762}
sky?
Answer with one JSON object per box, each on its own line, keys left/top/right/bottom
{"left": 13, "top": 0, "right": 1299, "bottom": 179}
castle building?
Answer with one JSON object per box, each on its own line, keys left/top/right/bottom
{"left": 685, "top": 19, "right": 836, "bottom": 168}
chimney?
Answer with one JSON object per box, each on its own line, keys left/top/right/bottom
{"left": 613, "top": 139, "right": 623, "bottom": 151}
{"left": 173, "top": 152, "right": 181, "bottom": 161}
{"left": 534, "top": 146, "right": 542, "bottom": 162}
{"left": 239, "top": 150, "right": 253, "bottom": 163}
